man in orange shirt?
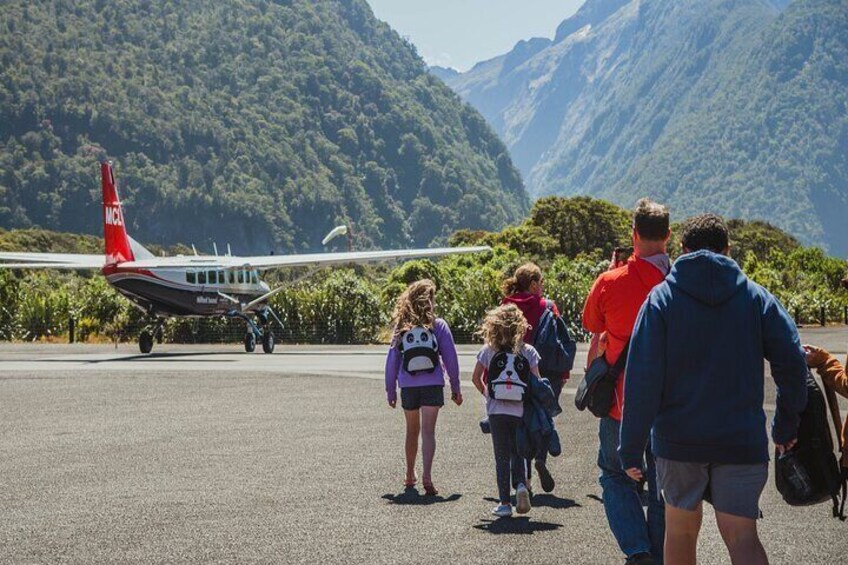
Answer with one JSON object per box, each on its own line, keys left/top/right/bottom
{"left": 582, "top": 199, "right": 671, "bottom": 565}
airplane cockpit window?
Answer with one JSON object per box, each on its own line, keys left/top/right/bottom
{"left": 198, "top": 271, "right": 207, "bottom": 285}
{"left": 186, "top": 271, "right": 196, "bottom": 284}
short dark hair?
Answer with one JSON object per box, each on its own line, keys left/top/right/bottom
{"left": 633, "top": 198, "right": 670, "bottom": 241}
{"left": 681, "top": 214, "right": 729, "bottom": 253}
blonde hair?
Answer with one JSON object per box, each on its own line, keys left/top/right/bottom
{"left": 392, "top": 279, "right": 437, "bottom": 337}
{"left": 480, "top": 304, "right": 529, "bottom": 354}
{"left": 502, "top": 262, "right": 542, "bottom": 296}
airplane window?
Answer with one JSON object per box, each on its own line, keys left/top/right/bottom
{"left": 238, "top": 270, "right": 244, "bottom": 284}
{"left": 186, "top": 271, "right": 196, "bottom": 284}
{"left": 208, "top": 271, "right": 216, "bottom": 286}
{"left": 198, "top": 271, "right": 207, "bottom": 285}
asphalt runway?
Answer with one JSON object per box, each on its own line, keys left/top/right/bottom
{"left": 1, "top": 328, "right": 846, "bottom": 564}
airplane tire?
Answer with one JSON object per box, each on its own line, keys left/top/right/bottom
{"left": 139, "top": 331, "right": 154, "bottom": 354}
{"left": 262, "top": 330, "right": 275, "bottom": 354}
{"left": 244, "top": 332, "right": 257, "bottom": 353}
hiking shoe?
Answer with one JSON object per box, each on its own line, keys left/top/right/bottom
{"left": 535, "top": 460, "right": 555, "bottom": 493}
{"left": 492, "top": 503, "right": 513, "bottom": 518}
{"left": 515, "top": 484, "right": 531, "bottom": 514}
{"left": 625, "top": 553, "right": 655, "bottom": 565}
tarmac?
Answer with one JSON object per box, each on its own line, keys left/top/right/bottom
{"left": 1, "top": 327, "right": 846, "bottom": 564}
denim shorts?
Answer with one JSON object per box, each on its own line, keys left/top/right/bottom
{"left": 656, "top": 457, "right": 768, "bottom": 519}
{"left": 400, "top": 385, "right": 444, "bottom": 410}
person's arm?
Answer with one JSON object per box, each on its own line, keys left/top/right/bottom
{"left": 619, "top": 297, "right": 667, "bottom": 475}
{"left": 804, "top": 345, "right": 848, "bottom": 398}
{"left": 437, "top": 321, "right": 462, "bottom": 404}
{"left": 385, "top": 343, "right": 401, "bottom": 408}
{"left": 582, "top": 277, "right": 606, "bottom": 335}
{"left": 471, "top": 362, "right": 486, "bottom": 395}
{"left": 762, "top": 293, "right": 808, "bottom": 451}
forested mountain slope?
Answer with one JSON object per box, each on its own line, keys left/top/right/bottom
{"left": 445, "top": 0, "right": 848, "bottom": 255}
{"left": 0, "top": 0, "right": 528, "bottom": 253}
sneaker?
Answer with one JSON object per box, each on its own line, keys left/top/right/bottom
{"left": 492, "top": 503, "right": 513, "bottom": 517}
{"left": 625, "top": 553, "right": 655, "bottom": 565}
{"left": 515, "top": 484, "right": 531, "bottom": 514}
{"left": 535, "top": 460, "right": 555, "bottom": 493}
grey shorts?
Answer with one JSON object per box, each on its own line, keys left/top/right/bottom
{"left": 655, "top": 457, "right": 768, "bottom": 520}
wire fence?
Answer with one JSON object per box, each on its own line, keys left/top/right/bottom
{"left": 5, "top": 304, "right": 847, "bottom": 347}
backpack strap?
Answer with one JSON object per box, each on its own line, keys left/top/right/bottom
{"left": 822, "top": 379, "right": 848, "bottom": 520}
{"left": 612, "top": 338, "right": 631, "bottom": 376}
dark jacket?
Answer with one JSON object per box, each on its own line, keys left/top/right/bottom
{"left": 517, "top": 376, "right": 562, "bottom": 459}
{"left": 619, "top": 250, "right": 808, "bottom": 469}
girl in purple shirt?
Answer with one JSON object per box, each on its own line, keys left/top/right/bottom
{"left": 385, "top": 279, "right": 462, "bottom": 495}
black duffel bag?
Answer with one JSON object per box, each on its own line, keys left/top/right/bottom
{"left": 575, "top": 341, "right": 629, "bottom": 418}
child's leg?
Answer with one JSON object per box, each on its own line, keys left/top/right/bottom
{"left": 489, "top": 415, "right": 515, "bottom": 504}
{"left": 507, "top": 422, "right": 526, "bottom": 487}
{"left": 403, "top": 409, "right": 421, "bottom": 482}
{"left": 420, "top": 406, "right": 440, "bottom": 482}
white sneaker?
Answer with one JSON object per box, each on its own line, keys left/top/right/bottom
{"left": 492, "top": 503, "right": 513, "bottom": 517}
{"left": 516, "top": 484, "right": 531, "bottom": 514}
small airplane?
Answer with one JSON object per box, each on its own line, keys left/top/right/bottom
{"left": 0, "top": 162, "right": 489, "bottom": 354}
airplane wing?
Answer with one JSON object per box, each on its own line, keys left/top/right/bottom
{"left": 0, "top": 252, "right": 105, "bottom": 269}
{"left": 118, "top": 246, "right": 492, "bottom": 270}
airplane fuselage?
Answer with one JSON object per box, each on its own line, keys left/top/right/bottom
{"left": 103, "top": 264, "right": 270, "bottom": 317}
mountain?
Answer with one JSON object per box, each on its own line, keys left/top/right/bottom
{"left": 444, "top": 0, "right": 848, "bottom": 255}
{"left": 0, "top": 0, "right": 528, "bottom": 253}
{"left": 428, "top": 66, "right": 460, "bottom": 82}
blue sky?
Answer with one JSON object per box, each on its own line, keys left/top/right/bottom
{"left": 366, "top": 0, "right": 584, "bottom": 71}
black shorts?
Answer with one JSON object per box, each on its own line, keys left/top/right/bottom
{"left": 400, "top": 385, "right": 445, "bottom": 411}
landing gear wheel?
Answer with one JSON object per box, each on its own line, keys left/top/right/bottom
{"left": 262, "top": 330, "right": 275, "bottom": 354}
{"left": 244, "top": 332, "right": 257, "bottom": 353}
{"left": 139, "top": 331, "right": 154, "bottom": 354}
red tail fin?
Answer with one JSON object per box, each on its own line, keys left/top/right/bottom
{"left": 101, "top": 161, "right": 134, "bottom": 265}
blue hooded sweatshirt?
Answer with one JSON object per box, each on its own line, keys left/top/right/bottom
{"left": 619, "top": 250, "right": 808, "bottom": 469}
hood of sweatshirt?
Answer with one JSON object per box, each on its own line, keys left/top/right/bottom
{"left": 667, "top": 250, "right": 747, "bottom": 306}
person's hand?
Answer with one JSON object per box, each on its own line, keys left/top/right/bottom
{"left": 452, "top": 392, "right": 463, "bottom": 406}
{"left": 802, "top": 344, "right": 828, "bottom": 368}
{"left": 625, "top": 467, "right": 643, "bottom": 481}
{"left": 776, "top": 438, "right": 798, "bottom": 455}
{"left": 388, "top": 398, "right": 397, "bottom": 409}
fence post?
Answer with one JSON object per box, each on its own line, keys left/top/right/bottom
{"left": 820, "top": 306, "right": 826, "bottom": 327}
{"left": 68, "top": 318, "right": 75, "bottom": 344}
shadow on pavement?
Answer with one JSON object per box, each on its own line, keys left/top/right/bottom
{"left": 382, "top": 488, "right": 462, "bottom": 505}
{"left": 473, "top": 517, "right": 563, "bottom": 534}
{"left": 586, "top": 494, "right": 603, "bottom": 504}
{"left": 483, "top": 495, "right": 580, "bottom": 510}
{"left": 531, "top": 494, "right": 582, "bottom": 510}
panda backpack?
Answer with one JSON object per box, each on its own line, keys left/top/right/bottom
{"left": 487, "top": 350, "right": 531, "bottom": 402}
{"left": 397, "top": 326, "right": 440, "bottom": 374}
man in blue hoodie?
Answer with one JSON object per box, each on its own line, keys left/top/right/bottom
{"left": 619, "top": 214, "right": 807, "bottom": 565}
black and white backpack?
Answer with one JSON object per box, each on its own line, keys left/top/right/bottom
{"left": 487, "top": 350, "right": 531, "bottom": 402}
{"left": 397, "top": 326, "right": 440, "bottom": 374}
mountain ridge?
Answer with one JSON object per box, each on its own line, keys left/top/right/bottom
{"left": 443, "top": 0, "right": 848, "bottom": 255}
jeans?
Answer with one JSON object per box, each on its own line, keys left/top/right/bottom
{"left": 598, "top": 417, "right": 665, "bottom": 562}
{"left": 489, "top": 414, "right": 526, "bottom": 503}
